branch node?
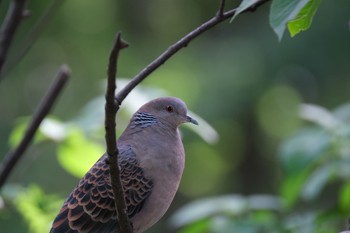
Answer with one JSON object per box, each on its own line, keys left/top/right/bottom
{"left": 216, "top": 0, "right": 226, "bottom": 17}
{"left": 120, "top": 38, "right": 129, "bottom": 50}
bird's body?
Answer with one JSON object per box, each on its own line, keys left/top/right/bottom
{"left": 50, "top": 97, "right": 197, "bottom": 233}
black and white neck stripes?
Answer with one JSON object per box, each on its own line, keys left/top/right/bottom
{"left": 131, "top": 112, "right": 159, "bottom": 128}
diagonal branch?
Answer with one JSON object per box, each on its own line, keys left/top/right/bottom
{"left": 2, "top": 0, "right": 65, "bottom": 77}
{"left": 0, "top": 0, "right": 28, "bottom": 78}
{"left": 115, "top": 0, "right": 270, "bottom": 105}
{"left": 0, "top": 64, "right": 70, "bottom": 189}
{"left": 104, "top": 32, "right": 131, "bottom": 233}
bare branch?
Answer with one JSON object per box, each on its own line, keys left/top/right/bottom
{"left": 2, "top": 0, "right": 64, "bottom": 77}
{"left": 115, "top": 0, "right": 271, "bottom": 105}
{"left": 217, "top": 0, "right": 226, "bottom": 17}
{"left": 0, "top": 0, "right": 28, "bottom": 78}
{"left": 0, "top": 64, "right": 70, "bottom": 189}
{"left": 104, "top": 32, "right": 131, "bottom": 233}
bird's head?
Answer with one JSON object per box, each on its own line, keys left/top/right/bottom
{"left": 138, "top": 97, "right": 198, "bottom": 128}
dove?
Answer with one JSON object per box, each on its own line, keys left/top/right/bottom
{"left": 50, "top": 97, "right": 198, "bottom": 233}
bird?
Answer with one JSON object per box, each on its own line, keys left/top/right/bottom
{"left": 50, "top": 97, "right": 198, "bottom": 233}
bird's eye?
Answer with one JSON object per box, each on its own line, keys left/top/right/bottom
{"left": 166, "top": 105, "right": 174, "bottom": 112}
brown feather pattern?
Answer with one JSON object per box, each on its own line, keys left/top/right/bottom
{"left": 50, "top": 146, "right": 153, "bottom": 233}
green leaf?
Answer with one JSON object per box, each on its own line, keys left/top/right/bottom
{"left": 9, "top": 117, "right": 45, "bottom": 148}
{"left": 280, "top": 170, "right": 309, "bottom": 208}
{"left": 287, "top": 0, "right": 321, "bottom": 37}
{"left": 279, "top": 127, "right": 331, "bottom": 175}
{"left": 284, "top": 212, "right": 317, "bottom": 232}
{"left": 231, "top": 0, "right": 259, "bottom": 21}
{"left": 169, "top": 195, "right": 246, "bottom": 228}
{"left": 270, "top": 0, "right": 311, "bottom": 40}
{"left": 299, "top": 104, "right": 338, "bottom": 129}
{"left": 170, "top": 195, "right": 281, "bottom": 228}
{"left": 178, "top": 219, "right": 211, "bottom": 233}
{"left": 280, "top": 127, "right": 332, "bottom": 206}
{"left": 9, "top": 117, "right": 67, "bottom": 148}
{"left": 57, "top": 129, "right": 104, "bottom": 178}
{"left": 9, "top": 118, "right": 30, "bottom": 147}
{"left": 13, "top": 184, "right": 63, "bottom": 233}
{"left": 301, "top": 164, "right": 333, "bottom": 201}
{"left": 339, "top": 181, "right": 350, "bottom": 212}
{"left": 332, "top": 102, "right": 350, "bottom": 122}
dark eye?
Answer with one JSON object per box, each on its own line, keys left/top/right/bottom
{"left": 166, "top": 105, "right": 174, "bottom": 112}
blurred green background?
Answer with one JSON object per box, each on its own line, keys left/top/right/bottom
{"left": 1, "top": 0, "right": 350, "bottom": 232}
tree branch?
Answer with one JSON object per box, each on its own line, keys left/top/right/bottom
{"left": 0, "top": 64, "right": 70, "bottom": 189}
{"left": 2, "top": 0, "right": 64, "bottom": 77}
{"left": 0, "top": 0, "right": 28, "bottom": 78}
{"left": 104, "top": 32, "right": 131, "bottom": 233}
{"left": 115, "top": 0, "right": 270, "bottom": 105}
{"left": 217, "top": 0, "right": 226, "bottom": 17}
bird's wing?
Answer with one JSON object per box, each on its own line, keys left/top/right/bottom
{"left": 50, "top": 146, "right": 153, "bottom": 233}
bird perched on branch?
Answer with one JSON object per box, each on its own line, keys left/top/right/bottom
{"left": 50, "top": 97, "right": 198, "bottom": 233}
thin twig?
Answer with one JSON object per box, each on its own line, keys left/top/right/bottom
{"left": 0, "top": 64, "right": 70, "bottom": 188}
{"left": 0, "top": 0, "right": 28, "bottom": 78}
{"left": 104, "top": 32, "right": 131, "bottom": 233}
{"left": 115, "top": 0, "right": 270, "bottom": 105}
{"left": 2, "top": 0, "right": 64, "bottom": 77}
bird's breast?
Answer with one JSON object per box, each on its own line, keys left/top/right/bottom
{"left": 130, "top": 130, "right": 185, "bottom": 232}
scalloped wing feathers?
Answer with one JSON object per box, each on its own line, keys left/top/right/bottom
{"left": 50, "top": 146, "right": 153, "bottom": 233}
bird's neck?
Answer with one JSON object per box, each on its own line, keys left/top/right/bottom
{"left": 119, "top": 112, "right": 179, "bottom": 145}
{"left": 129, "top": 112, "right": 159, "bottom": 129}
{"left": 121, "top": 111, "right": 179, "bottom": 138}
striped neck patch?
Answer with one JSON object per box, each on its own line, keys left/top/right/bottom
{"left": 131, "top": 112, "right": 159, "bottom": 128}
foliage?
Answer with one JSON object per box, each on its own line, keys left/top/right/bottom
{"left": 1, "top": 184, "right": 63, "bottom": 233}
{"left": 270, "top": 0, "right": 319, "bottom": 40}
{"left": 170, "top": 195, "right": 283, "bottom": 233}
{"left": 170, "top": 102, "right": 350, "bottom": 233}
{"left": 234, "top": 0, "right": 322, "bottom": 40}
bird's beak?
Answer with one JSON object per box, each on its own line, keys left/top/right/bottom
{"left": 186, "top": 115, "right": 198, "bottom": 125}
